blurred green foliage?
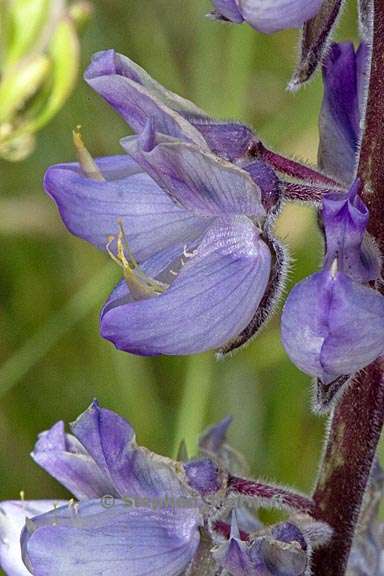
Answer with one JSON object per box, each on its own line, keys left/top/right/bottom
{"left": 0, "top": 0, "right": 361, "bottom": 528}
{"left": 0, "top": 0, "right": 92, "bottom": 161}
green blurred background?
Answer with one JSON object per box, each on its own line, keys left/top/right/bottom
{"left": 0, "top": 0, "right": 360, "bottom": 515}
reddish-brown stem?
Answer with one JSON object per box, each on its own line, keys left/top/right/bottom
{"left": 282, "top": 182, "right": 344, "bottom": 202}
{"left": 253, "top": 143, "right": 340, "bottom": 187}
{"left": 227, "top": 476, "right": 315, "bottom": 515}
{"left": 311, "top": 3, "right": 384, "bottom": 575}
{"left": 311, "top": 362, "right": 384, "bottom": 575}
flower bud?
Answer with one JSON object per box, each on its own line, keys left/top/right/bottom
{"left": 0, "top": 0, "right": 92, "bottom": 161}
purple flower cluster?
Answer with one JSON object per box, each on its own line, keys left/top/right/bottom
{"left": 43, "top": 38, "right": 384, "bottom": 407}
{"left": 0, "top": 402, "right": 328, "bottom": 575}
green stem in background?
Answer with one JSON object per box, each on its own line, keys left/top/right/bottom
{"left": 172, "top": 354, "right": 213, "bottom": 458}
{"left": 312, "top": 2, "right": 384, "bottom": 574}
{"left": 0, "top": 264, "right": 117, "bottom": 399}
{"left": 110, "top": 352, "right": 167, "bottom": 445}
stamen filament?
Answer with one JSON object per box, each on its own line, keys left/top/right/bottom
{"left": 73, "top": 126, "right": 105, "bottom": 181}
{"left": 106, "top": 223, "right": 168, "bottom": 300}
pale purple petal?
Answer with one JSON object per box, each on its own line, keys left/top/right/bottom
{"left": 85, "top": 50, "right": 207, "bottom": 118}
{"left": 71, "top": 401, "right": 188, "bottom": 499}
{"left": 44, "top": 155, "right": 211, "bottom": 263}
{"left": 210, "top": 0, "right": 244, "bottom": 23}
{"left": 121, "top": 129, "right": 266, "bottom": 219}
{"left": 281, "top": 270, "right": 384, "bottom": 384}
{"left": 84, "top": 51, "right": 207, "bottom": 147}
{"left": 235, "top": 0, "right": 322, "bottom": 33}
{"left": 199, "top": 417, "right": 250, "bottom": 475}
{"left": 0, "top": 501, "right": 64, "bottom": 576}
{"left": 199, "top": 417, "right": 233, "bottom": 454}
{"left": 85, "top": 50, "right": 260, "bottom": 163}
{"left": 101, "top": 217, "right": 272, "bottom": 356}
{"left": 214, "top": 538, "right": 255, "bottom": 574}
{"left": 32, "top": 421, "right": 116, "bottom": 500}
{"left": 21, "top": 500, "right": 201, "bottom": 576}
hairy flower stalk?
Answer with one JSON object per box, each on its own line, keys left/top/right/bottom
{"left": 311, "top": 2, "right": 384, "bottom": 574}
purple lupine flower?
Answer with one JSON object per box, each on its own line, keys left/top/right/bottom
{"left": 1, "top": 402, "right": 328, "bottom": 576}
{"left": 281, "top": 41, "right": 380, "bottom": 406}
{"left": 209, "top": 0, "right": 323, "bottom": 33}
{"left": 318, "top": 42, "right": 369, "bottom": 184}
{"left": 45, "top": 50, "right": 287, "bottom": 357}
{"left": 281, "top": 180, "right": 384, "bottom": 402}
{"left": 1, "top": 400, "right": 204, "bottom": 576}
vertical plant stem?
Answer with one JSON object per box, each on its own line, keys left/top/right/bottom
{"left": 311, "top": 362, "right": 384, "bottom": 575}
{"left": 312, "top": 3, "right": 384, "bottom": 574}
{"left": 172, "top": 354, "right": 213, "bottom": 457}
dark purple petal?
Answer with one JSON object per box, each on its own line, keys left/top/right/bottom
{"left": 0, "top": 501, "right": 64, "bottom": 576}
{"left": 184, "top": 117, "right": 255, "bottom": 163}
{"left": 71, "top": 401, "right": 188, "bottom": 498}
{"left": 271, "top": 522, "right": 307, "bottom": 550}
{"left": 244, "top": 160, "right": 280, "bottom": 212}
{"left": 101, "top": 217, "right": 272, "bottom": 356}
{"left": 318, "top": 42, "right": 368, "bottom": 183}
{"left": 184, "top": 458, "right": 222, "bottom": 495}
{"left": 322, "top": 180, "right": 380, "bottom": 282}
{"left": 121, "top": 128, "right": 266, "bottom": 219}
{"left": 32, "top": 421, "right": 116, "bottom": 500}
{"left": 21, "top": 499, "right": 201, "bottom": 576}
{"left": 281, "top": 270, "right": 384, "bottom": 384}
{"left": 44, "top": 155, "right": 210, "bottom": 264}
{"left": 85, "top": 50, "right": 207, "bottom": 147}
{"left": 290, "top": 0, "right": 345, "bottom": 88}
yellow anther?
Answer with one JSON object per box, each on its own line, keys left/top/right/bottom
{"left": 107, "top": 222, "right": 168, "bottom": 300}
{"left": 73, "top": 125, "right": 105, "bottom": 181}
{"left": 20, "top": 490, "right": 25, "bottom": 501}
